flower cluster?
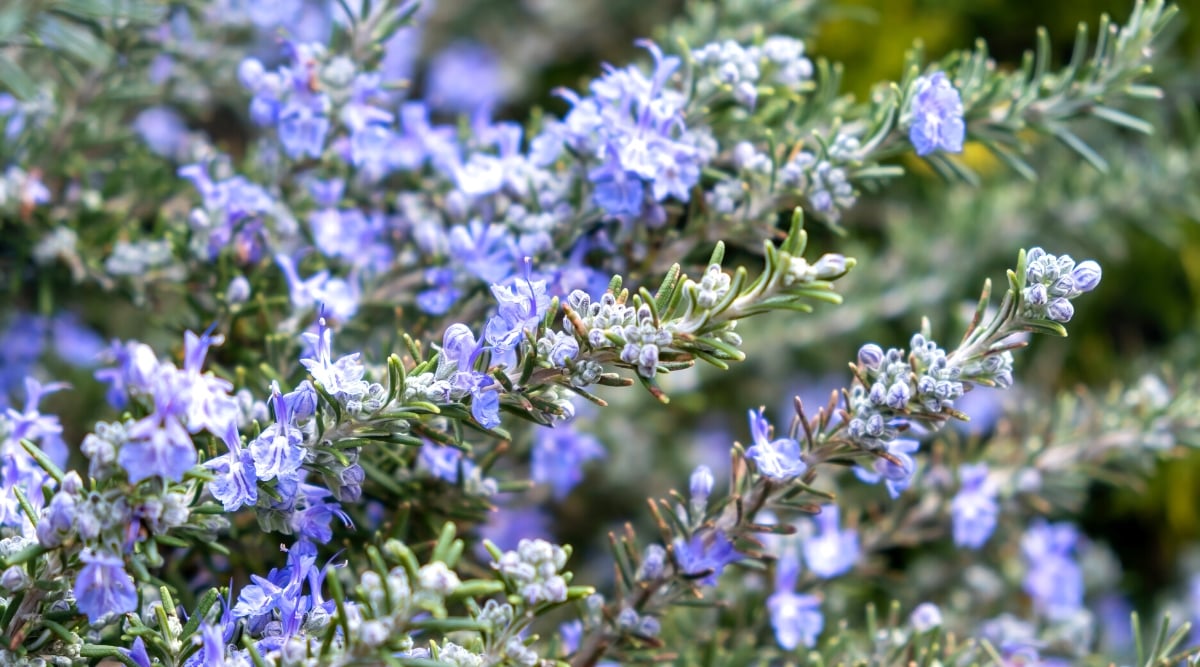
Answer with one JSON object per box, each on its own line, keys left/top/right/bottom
{"left": 549, "top": 42, "right": 713, "bottom": 221}
{"left": 1021, "top": 248, "right": 1103, "bottom": 323}
{"left": 846, "top": 334, "right": 964, "bottom": 450}
{"left": 691, "top": 36, "right": 815, "bottom": 108}
{"left": 492, "top": 538, "right": 571, "bottom": 605}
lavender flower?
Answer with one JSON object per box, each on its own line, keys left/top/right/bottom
{"left": 910, "top": 602, "right": 943, "bottom": 631}
{"left": 427, "top": 41, "right": 506, "bottom": 114}
{"left": 74, "top": 549, "right": 138, "bottom": 622}
{"left": 909, "top": 72, "right": 965, "bottom": 156}
{"left": 207, "top": 423, "right": 259, "bottom": 512}
{"left": 767, "top": 553, "right": 823, "bottom": 649}
{"left": 555, "top": 41, "right": 710, "bottom": 221}
{"left": 673, "top": 530, "right": 742, "bottom": 586}
{"left": 1021, "top": 520, "right": 1084, "bottom": 621}
{"left": 248, "top": 384, "right": 305, "bottom": 485}
{"left": 532, "top": 422, "right": 606, "bottom": 499}
{"left": 802, "top": 505, "right": 859, "bottom": 579}
{"left": 744, "top": 408, "right": 807, "bottom": 481}
{"left": 853, "top": 438, "right": 919, "bottom": 498}
{"left": 950, "top": 463, "right": 999, "bottom": 549}
{"left": 300, "top": 317, "right": 369, "bottom": 399}
{"left": 123, "top": 637, "right": 153, "bottom": 667}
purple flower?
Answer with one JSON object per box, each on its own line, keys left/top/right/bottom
{"left": 767, "top": 553, "right": 823, "bottom": 649}
{"left": 0, "top": 313, "right": 47, "bottom": 404}
{"left": 6, "top": 377, "right": 69, "bottom": 466}
{"left": 248, "top": 384, "right": 305, "bottom": 484}
{"left": 909, "top": 72, "right": 965, "bottom": 156}
{"left": 532, "top": 422, "right": 605, "bottom": 499}
{"left": 802, "top": 505, "right": 859, "bottom": 579}
{"left": 231, "top": 542, "right": 318, "bottom": 635}
{"left": 276, "top": 255, "right": 361, "bottom": 322}
{"left": 744, "top": 408, "right": 807, "bottom": 481}
{"left": 950, "top": 463, "right": 999, "bottom": 549}
{"left": 1021, "top": 520, "right": 1084, "bottom": 621}
{"left": 186, "top": 622, "right": 230, "bottom": 667}
{"left": 447, "top": 221, "right": 513, "bottom": 284}
{"left": 391, "top": 102, "right": 460, "bottom": 173}
{"left": 427, "top": 40, "right": 506, "bottom": 114}
{"left": 50, "top": 312, "right": 105, "bottom": 367}
{"left": 180, "top": 330, "right": 240, "bottom": 437}
{"left": 206, "top": 423, "right": 259, "bottom": 512}
{"left": 589, "top": 153, "right": 645, "bottom": 217}
{"left": 469, "top": 378, "right": 501, "bottom": 429}
{"left": 300, "top": 317, "right": 368, "bottom": 399}
{"left": 853, "top": 438, "right": 919, "bottom": 498}
{"left": 36, "top": 477, "right": 79, "bottom": 548}
{"left": 121, "top": 411, "right": 198, "bottom": 484}
{"left": 553, "top": 40, "right": 707, "bottom": 223}
{"left": 689, "top": 465, "right": 714, "bottom": 503}
{"left": 419, "top": 441, "right": 476, "bottom": 484}
{"left": 122, "top": 637, "right": 153, "bottom": 667}
{"left": 559, "top": 620, "right": 583, "bottom": 656}
{"left": 673, "top": 530, "right": 742, "bottom": 586}
{"left": 484, "top": 268, "right": 551, "bottom": 365}
{"left": 74, "top": 549, "right": 138, "bottom": 622}
{"left": 1097, "top": 593, "right": 1135, "bottom": 655}
{"left": 910, "top": 602, "right": 943, "bottom": 631}
{"left": 289, "top": 484, "right": 351, "bottom": 544}
{"left": 477, "top": 503, "right": 552, "bottom": 559}
{"left": 133, "top": 106, "right": 188, "bottom": 158}
{"left": 417, "top": 267, "right": 462, "bottom": 315}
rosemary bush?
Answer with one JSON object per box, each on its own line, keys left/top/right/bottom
{"left": 1, "top": 0, "right": 1199, "bottom": 665}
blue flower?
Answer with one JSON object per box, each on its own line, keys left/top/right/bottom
{"left": 447, "top": 221, "right": 514, "bottom": 284}
{"left": 419, "top": 441, "right": 476, "bottom": 484}
{"left": 477, "top": 503, "right": 552, "bottom": 558}
{"left": 909, "top": 72, "right": 965, "bottom": 156}
{"left": 950, "top": 463, "right": 999, "bottom": 549}
{"left": 276, "top": 255, "right": 361, "bottom": 322}
{"left": 589, "top": 152, "right": 645, "bottom": 217}
{"left": 767, "top": 553, "right": 823, "bottom": 649}
{"left": 132, "top": 106, "right": 188, "bottom": 158}
{"left": 36, "top": 475, "right": 80, "bottom": 548}
{"left": 673, "top": 530, "right": 742, "bottom": 586}
{"left": 532, "top": 422, "right": 606, "bottom": 499}
{"left": 121, "top": 414, "right": 197, "bottom": 484}
{"left": 122, "top": 637, "right": 152, "bottom": 667}
{"left": 417, "top": 267, "right": 462, "bottom": 315}
{"left": 802, "top": 505, "right": 859, "bottom": 579}
{"left": 74, "top": 549, "right": 138, "bottom": 622}
{"left": 289, "top": 484, "right": 351, "bottom": 544}
{"left": 744, "top": 408, "right": 807, "bottom": 481}
{"left": 485, "top": 269, "right": 551, "bottom": 358}
{"left": 1021, "top": 520, "right": 1084, "bottom": 621}
{"left": 206, "top": 423, "right": 259, "bottom": 512}
{"left": 559, "top": 620, "right": 584, "bottom": 656}
{"left": 300, "top": 317, "right": 369, "bottom": 399}
{"left": 248, "top": 384, "right": 305, "bottom": 485}
{"left": 853, "top": 438, "right": 919, "bottom": 498}
{"left": 427, "top": 40, "right": 506, "bottom": 114}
